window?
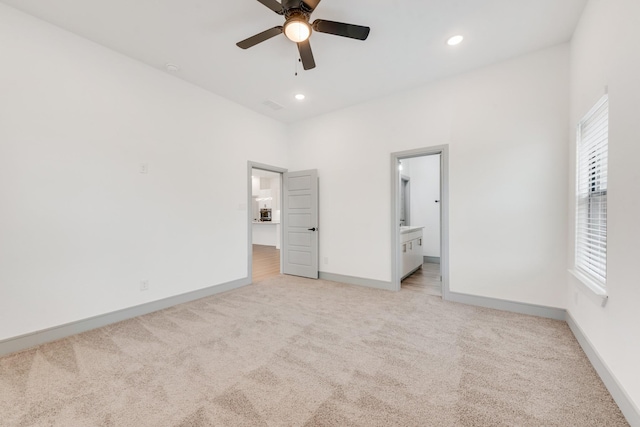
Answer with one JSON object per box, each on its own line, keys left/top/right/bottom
{"left": 575, "top": 95, "right": 608, "bottom": 289}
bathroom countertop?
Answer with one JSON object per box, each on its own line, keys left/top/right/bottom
{"left": 399, "top": 225, "right": 424, "bottom": 234}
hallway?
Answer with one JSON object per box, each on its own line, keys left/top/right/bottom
{"left": 252, "top": 244, "right": 280, "bottom": 282}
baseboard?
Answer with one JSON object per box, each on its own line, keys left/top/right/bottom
{"left": 319, "top": 272, "right": 394, "bottom": 291}
{"left": 317, "top": 274, "right": 565, "bottom": 322}
{"left": 0, "top": 277, "right": 251, "bottom": 358}
{"left": 445, "top": 291, "right": 566, "bottom": 320}
{"left": 424, "top": 256, "right": 440, "bottom": 264}
{"left": 566, "top": 313, "right": 640, "bottom": 426}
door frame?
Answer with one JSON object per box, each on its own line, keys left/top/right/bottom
{"left": 390, "top": 145, "right": 450, "bottom": 296}
{"left": 247, "top": 161, "right": 287, "bottom": 282}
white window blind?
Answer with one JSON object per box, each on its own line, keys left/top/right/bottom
{"left": 576, "top": 95, "right": 608, "bottom": 287}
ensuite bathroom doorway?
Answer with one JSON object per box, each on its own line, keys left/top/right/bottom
{"left": 398, "top": 154, "right": 442, "bottom": 295}
{"left": 391, "top": 145, "right": 449, "bottom": 297}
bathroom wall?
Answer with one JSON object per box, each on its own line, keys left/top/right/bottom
{"left": 405, "top": 155, "right": 441, "bottom": 258}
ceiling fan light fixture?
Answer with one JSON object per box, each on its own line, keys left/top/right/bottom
{"left": 284, "top": 19, "right": 311, "bottom": 43}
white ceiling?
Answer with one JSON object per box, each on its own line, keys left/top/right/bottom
{"left": 1, "top": 0, "right": 587, "bottom": 123}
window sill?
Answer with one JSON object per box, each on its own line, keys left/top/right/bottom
{"left": 569, "top": 269, "right": 609, "bottom": 307}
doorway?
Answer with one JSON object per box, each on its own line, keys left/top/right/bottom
{"left": 248, "top": 162, "right": 287, "bottom": 283}
{"left": 390, "top": 146, "right": 449, "bottom": 296}
{"left": 251, "top": 168, "right": 282, "bottom": 282}
{"left": 247, "top": 162, "right": 320, "bottom": 282}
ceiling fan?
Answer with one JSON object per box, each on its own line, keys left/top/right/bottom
{"left": 236, "top": 0, "right": 370, "bottom": 70}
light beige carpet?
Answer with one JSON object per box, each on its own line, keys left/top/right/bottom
{"left": 0, "top": 275, "right": 628, "bottom": 426}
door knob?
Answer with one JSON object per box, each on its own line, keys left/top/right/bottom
{"left": 308, "top": 227, "right": 317, "bottom": 231}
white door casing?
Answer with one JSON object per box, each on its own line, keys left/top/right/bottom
{"left": 391, "top": 146, "right": 449, "bottom": 294}
{"left": 283, "top": 169, "right": 319, "bottom": 279}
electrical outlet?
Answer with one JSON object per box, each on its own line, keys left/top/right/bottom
{"left": 140, "top": 163, "right": 149, "bottom": 174}
{"left": 140, "top": 280, "right": 149, "bottom": 291}
{"left": 323, "top": 257, "right": 329, "bottom": 265}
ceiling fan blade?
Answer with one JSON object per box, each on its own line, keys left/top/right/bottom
{"left": 237, "top": 26, "right": 283, "bottom": 49}
{"left": 312, "top": 19, "right": 370, "bottom": 40}
{"left": 297, "top": 40, "right": 316, "bottom": 70}
{"left": 301, "top": 0, "right": 321, "bottom": 13}
{"left": 257, "top": 0, "right": 284, "bottom": 14}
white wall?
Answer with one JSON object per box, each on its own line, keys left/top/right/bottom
{"left": 0, "top": 4, "right": 288, "bottom": 341}
{"left": 406, "top": 155, "right": 440, "bottom": 257}
{"left": 567, "top": 0, "right": 640, "bottom": 414}
{"left": 288, "top": 44, "right": 570, "bottom": 308}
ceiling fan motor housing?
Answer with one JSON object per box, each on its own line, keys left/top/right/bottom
{"left": 284, "top": 9, "right": 310, "bottom": 24}
{"left": 282, "top": 0, "right": 316, "bottom": 13}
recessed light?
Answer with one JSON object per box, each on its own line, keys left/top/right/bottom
{"left": 295, "top": 94, "right": 305, "bottom": 101}
{"left": 447, "top": 35, "right": 464, "bottom": 46}
{"left": 165, "top": 63, "right": 180, "bottom": 73}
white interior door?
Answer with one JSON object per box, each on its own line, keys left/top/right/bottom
{"left": 283, "top": 169, "right": 318, "bottom": 279}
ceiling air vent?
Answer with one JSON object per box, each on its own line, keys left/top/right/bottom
{"left": 263, "top": 100, "right": 284, "bottom": 111}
